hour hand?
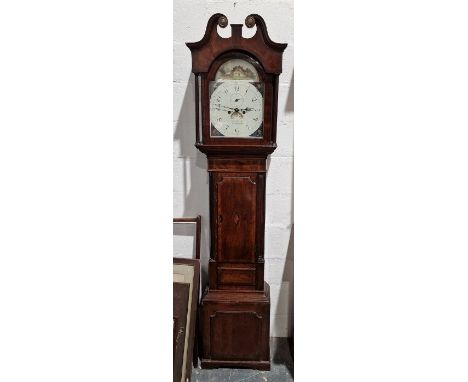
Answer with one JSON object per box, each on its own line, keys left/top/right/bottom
{"left": 212, "top": 105, "right": 236, "bottom": 111}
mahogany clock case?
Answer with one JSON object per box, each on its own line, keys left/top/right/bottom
{"left": 186, "top": 14, "right": 287, "bottom": 370}
{"left": 187, "top": 13, "right": 287, "bottom": 157}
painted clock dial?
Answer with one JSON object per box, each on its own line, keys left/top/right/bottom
{"left": 209, "top": 59, "right": 264, "bottom": 138}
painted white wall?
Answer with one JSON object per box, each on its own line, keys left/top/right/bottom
{"left": 173, "top": 0, "right": 294, "bottom": 337}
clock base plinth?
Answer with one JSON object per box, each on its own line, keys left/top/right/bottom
{"left": 200, "top": 359, "right": 270, "bottom": 371}
{"left": 200, "top": 282, "right": 271, "bottom": 370}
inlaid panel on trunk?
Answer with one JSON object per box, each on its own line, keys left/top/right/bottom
{"left": 215, "top": 174, "right": 257, "bottom": 263}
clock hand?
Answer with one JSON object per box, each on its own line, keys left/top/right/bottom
{"left": 212, "top": 105, "right": 236, "bottom": 111}
{"left": 213, "top": 105, "right": 244, "bottom": 114}
{"left": 240, "top": 107, "right": 256, "bottom": 112}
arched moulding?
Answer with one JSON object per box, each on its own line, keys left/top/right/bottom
{"left": 186, "top": 13, "right": 287, "bottom": 75}
{"left": 186, "top": 13, "right": 228, "bottom": 52}
{"left": 244, "top": 14, "right": 287, "bottom": 51}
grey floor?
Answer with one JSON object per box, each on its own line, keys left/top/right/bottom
{"left": 191, "top": 337, "right": 294, "bottom": 382}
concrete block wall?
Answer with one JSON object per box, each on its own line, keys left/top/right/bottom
{"left": 173, "top": 0, "right": 294, "bottom": 337}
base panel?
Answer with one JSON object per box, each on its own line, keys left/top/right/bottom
{"left": 201, "top": 359, "right": 270, "bottom": 371}
{"left": 200, "top": 282, "right": 271, "bottom": 370}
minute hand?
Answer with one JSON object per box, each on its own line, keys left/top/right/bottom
{"left": 212, "top": 105, "right": 236, "bottom": 111}
{"left": 240, "top": 107, "right": 257, "bottom": 112}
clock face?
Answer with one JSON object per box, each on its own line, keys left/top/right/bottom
{"left": 209, "top": 59, "right": 264, "bottom": 138}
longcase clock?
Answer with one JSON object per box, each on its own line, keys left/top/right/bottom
{"left": 186, "top": 13, "right": 287, "bottom": 370}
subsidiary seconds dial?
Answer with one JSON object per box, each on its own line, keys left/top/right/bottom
{"left": 210, "top": 81, "right": 263, "bottom": 138}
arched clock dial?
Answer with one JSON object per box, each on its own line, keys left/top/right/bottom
{"left": 210, "top": 80, "right": 263, "bottom": 138}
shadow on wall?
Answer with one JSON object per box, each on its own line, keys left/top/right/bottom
{"left": 286, "top": 71, "right": 294, "bottom": 112}
{"left": 173, "top": 73, "right": 210, "bottom": 289}
{"left": 273, "top": 224, "right": 294, "bottom": 377}
{"left": 273, "top": 70, "right": 293, "bottom": 374}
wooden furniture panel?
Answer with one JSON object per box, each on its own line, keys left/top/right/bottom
{"left": 210, "top": 311, "right": 262, "bottom": 360}
{"left": 217, "top": 265, "right": 256, "bottom": 287}
{"left": 209, "top": 260, "right": 264, "bottom": 290}
{"left": 200, "top": 283, "right": 271, "bottom": 370}
{"left": 215, "top": 173, "right": 257, "bottom": 263}
{"left": 208, "top": 157, "right": 267, "bottom": 173}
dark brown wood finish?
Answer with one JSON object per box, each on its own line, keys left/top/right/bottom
{"left": 186, "top": 14, "right": 286, "bottom": 370}
{"left": 200, "top": 283, "right": 271, "bottom": 370}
